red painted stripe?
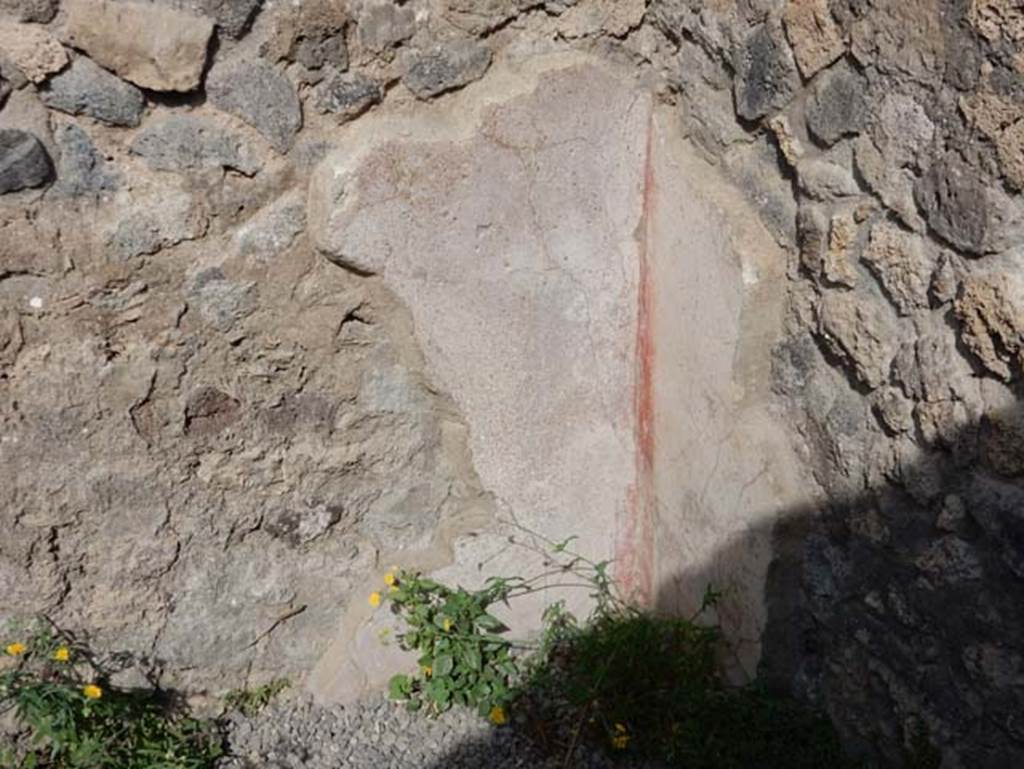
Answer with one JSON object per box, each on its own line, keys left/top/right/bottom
{"left": 615, "top": 110, "right": 656, "bottom": 606}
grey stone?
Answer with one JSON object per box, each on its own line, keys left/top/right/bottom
{"left": 130, "top": 115, "right": 261, "bottom": 175}
{"left": 207, "top": 60, "right": 302, "bottom": 153}
{"left": 647, "top": 0, "right": 738, "bottom": 63}
{"left": 233, "top": 190, "right": 305, "bottom": 260}
{"left": 733, "top": 21, "right": 800, "bottom": 121}
{"left": 854, "top": 135, "right": 925, "bottom": 232}
{"left": 892, "top": 332, "right": 975, "bottom": 404}
{"left": 402, "top": 40, "right": 493, "bottom": 100}
{"left": 872, "top": 93, "right": 934, "bottom": 169}
{"left": 0, "top": 89, "right": 58, "bottom": 167}
{"left": 930, "top": 251, "right": 959, "bottom": 305}
{"left": 0, "top": 128, "right": 51, "bottom": 193}
{"left": 871, "top": 386, "right": 914, "bottom": 434}
{"left": 916, "top": 154, "right": 1024, "bottom": 255}
{"left": 0, "top": 0, "right": 56, "bottom": 22}
{"left": 49, "top": 122, "right": 117, "bottom": 198}
{"left": 188, "top": 268, "right": 257, "bottom": 332}
{"left": 154, "top": 0, "right": 262, "bottom": 38}
{"left": 677, "top": 41, "right": 751, "bottom": 154}
{"left": 41, "top": 57, "right": 146, "bottom": 128}
{"left": 861, "top": 221, "right": 932, "bottom": 315}
{"left": 815, "top": 290, "right": 897, "bottom": 389}
{"left": 293, "top": 30, "right": 348, "bottom": 73}
{"left": 796, "top": 157, "right": 860, "bottom": 200}
{"left": 849, "top": 0, "right": 946, "bottom": 85}
{"left": 107, "top": 189, "right": 206, "bottom": 258}
{"left": 357, "top": 0, "right": 416, "bottom": 53}
{"left": 314, "top": 72, "right": 382, "bottom": 122}
{"left": 442, "top": 0, "right": 534, "bottom": 36}
{"left": 721, "top": 135, "right": 799, "bottom": 246}
{"left": 261, "top": 0, "right": 347, "bottom": 82}
{"left": 806, "top": 63, "right": 869, "bottom": 146}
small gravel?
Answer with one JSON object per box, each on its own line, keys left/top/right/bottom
{"left": 218, "top": 693, "right": 636, "bottom": 769}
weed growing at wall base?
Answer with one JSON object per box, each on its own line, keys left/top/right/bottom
{"left": 377, "top": 531, "right": 860, "bottom": 767}
{"left": 0, "top": 620, "right": 223, "bottom": 769}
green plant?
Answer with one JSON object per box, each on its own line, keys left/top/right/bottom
{"left": 0, "top": 620, "right": 223, "bottom": 769}
{"left": 383, "top": 570, "right": 519, "bottom": 719}
{"left": 377, "top": 530, "right": 859, "bottom": 767}
{"left": 381, "top": 535, "right": 617, "bottom": 721}
{"left": 222, "top": 678, "right": 290, "bottom": 717}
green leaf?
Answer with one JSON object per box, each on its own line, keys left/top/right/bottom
{"left": 388, "top": 674, "right": 412, "bottom": 700}
{"left": 434, "top": 654, "right": 454, "bottom": 677}
{"left": 426, "top": 679, "right": 451, "bottom": 708}
{"left": 475, "top": 614, "right": 507, "bottom": 632}
{"left": 463, "top": 646, "right": 482, "bottom": 672}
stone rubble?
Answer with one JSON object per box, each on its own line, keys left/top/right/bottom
{"left": 218, "top": 694, "right": 640, "bottom": 769}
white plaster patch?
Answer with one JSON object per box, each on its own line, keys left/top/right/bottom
{"left": 307, "top": 55, "right": 810, "bottom": 701}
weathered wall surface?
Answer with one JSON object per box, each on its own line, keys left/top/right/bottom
{"left": 646, "top": 112, "right": 809, "bottom": 683}
{"left": 642, "top": 2, "right": 1024, "bottom": 766}
{"left": 1, "top": 0, "right": 1023, "bottom": 766}
{"left": 301, "top": 56, "right": 808, "bottom": 701}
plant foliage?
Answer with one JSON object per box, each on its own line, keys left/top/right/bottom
{"left": 378, "top": 529, "right": 861, "bottom": 767}
{"left": 0, "top": 620, "right": 222, "bottom": 769}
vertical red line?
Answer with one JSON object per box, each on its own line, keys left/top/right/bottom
{"left": 616, "top": 110, "right": 656, "bottom": 606}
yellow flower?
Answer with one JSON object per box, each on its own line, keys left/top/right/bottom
{"left": 611, "top": 723, "right": 629, "bottom": 750}
{"left": 82, "top": 684, "right": 103, "bottom": 700}
{"left": 442, "top": 618, "right": 452, "bottom": 632}
{"left": 4, "top": 642, "right": 26, "bottom": 657}
{"left": 53, "top": 647, "right": 70, "bottom": 662}
{"left": 383, "top": 571, "right": 396, "bottom": 586}
{"left": 368, "top": 592, "right": 382, "bottom": 608}
{"left": 422, "top": 665, "right": 432, "bottom": 678}
{"left": 488, "top": 705, "right": 507, "bottom": 725}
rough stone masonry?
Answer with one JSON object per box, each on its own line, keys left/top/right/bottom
{"left": 0, "top": 1, "right": 1022, "bottom": 768}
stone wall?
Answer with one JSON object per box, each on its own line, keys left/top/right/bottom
{"left": 1, "top": 0, "right": 1022, "bottom": 767}
{"left": 643, "top": 2, "right": 1024, "bottom": 766}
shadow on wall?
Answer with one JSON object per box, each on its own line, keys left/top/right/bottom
{"left": 414, "top": 399, "right": 1024, "bottom": 769}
